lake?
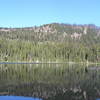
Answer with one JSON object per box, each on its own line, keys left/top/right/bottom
{"left": 0, "top": 63, "right": 100, "bottom": 100}
{"left": 0, "top": 96, "right": 41, "bottom": 100}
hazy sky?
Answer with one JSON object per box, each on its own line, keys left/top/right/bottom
{"left": 0, "top": 0, "right": 100, "bottom": 27}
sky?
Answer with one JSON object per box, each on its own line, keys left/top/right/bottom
{"left": 0, "top": 0, "right": 100, "bottom": 27}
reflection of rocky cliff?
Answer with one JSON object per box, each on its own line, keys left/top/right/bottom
{"left": 0, "top": 82, "right": 87, "bottom": 100}
{"left": 0, "top": 82, "right": 99, "bottom": 100}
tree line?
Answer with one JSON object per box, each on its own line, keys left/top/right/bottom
{"left": 0, "top": 38, "right": 100, "bottom": 62}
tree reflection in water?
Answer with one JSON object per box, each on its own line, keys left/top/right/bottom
{"left": 0, "top": 64, "right": 100, "bottom": 100}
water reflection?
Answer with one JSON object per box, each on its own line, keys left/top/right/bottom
{"left": 0, "top": 96, "right": 41, "bottom": 100}
{"left": 0, "top": 64, "right": 100, "bottom": 100}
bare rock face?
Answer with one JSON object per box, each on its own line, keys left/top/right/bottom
{"left": 71, "top": 32, "right": 82, "bottom": 39}
{"left": 97, "top": 30, "right": 100, "bottom": 36}
{"left": 83, "top": 27, "right": 88, "bottom": 35}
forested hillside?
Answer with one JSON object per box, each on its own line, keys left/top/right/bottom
{"left": 0, "top": 23, "right": 100, "bottom": 62}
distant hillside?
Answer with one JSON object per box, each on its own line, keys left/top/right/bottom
{"left": 0, "top": 23, "right": 100, "bottom": 44}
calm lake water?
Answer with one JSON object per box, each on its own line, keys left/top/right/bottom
{"left": 0, "top": 63, "right": 100, "bottom": 100}
{"left": 0, "top": 96, "right": 41, "bottom": 100}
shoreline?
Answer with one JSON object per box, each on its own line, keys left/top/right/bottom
{"left": 0, "top": 61, "right": 100, "bottom": 65}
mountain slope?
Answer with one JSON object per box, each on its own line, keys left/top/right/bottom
{"left": 0, "top": 23, "right": 100, "bottom": 44}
